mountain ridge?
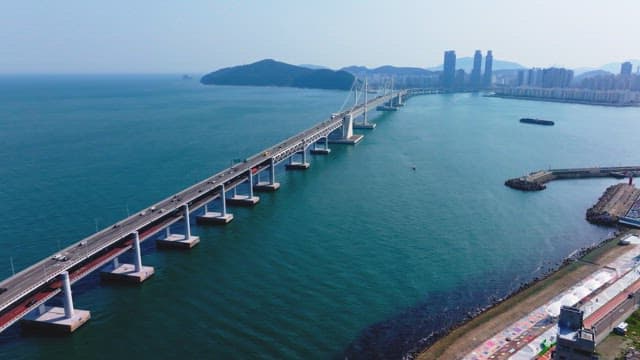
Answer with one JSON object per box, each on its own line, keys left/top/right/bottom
{"left": 200, "top": 59, "right": 354, "bottom": 90}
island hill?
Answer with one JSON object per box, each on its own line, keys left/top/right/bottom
{"left": 200, "top": 59, "right": 355, "bottom": 90}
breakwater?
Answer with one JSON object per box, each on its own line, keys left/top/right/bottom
{"left": 586, "top": 184, "right": 640, "bottom": 225}
{"left": 505, "top": 166, "right": 640, "bottom": 191}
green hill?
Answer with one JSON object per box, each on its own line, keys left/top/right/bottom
{"left": 201, "top": 59, "right": 354, "bottom": 90}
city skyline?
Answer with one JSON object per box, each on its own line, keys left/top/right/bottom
{"left": 1, "top": 0, "right": 640, "bottom": 74}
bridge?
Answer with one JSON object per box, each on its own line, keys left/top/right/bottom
{"left": 0, "top": 88, "right": 429, "bottom": 335}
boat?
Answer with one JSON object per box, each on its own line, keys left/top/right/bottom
{"left": 520, "top": 118, "right": 554, "bottom": 126}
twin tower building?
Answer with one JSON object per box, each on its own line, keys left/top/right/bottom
{"left": 442, "top": 50, "right": 493, "bottom": 90}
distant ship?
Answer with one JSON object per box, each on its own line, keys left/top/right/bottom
{"left": 182, "top": 74, "right": 193, "bottom": 80}
{"left": 520, "top": 118, "right": 554, "bottom": 126}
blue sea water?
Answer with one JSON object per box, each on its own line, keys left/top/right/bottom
{"left": 1, "top": 75, "right": 639, "bottom": 359}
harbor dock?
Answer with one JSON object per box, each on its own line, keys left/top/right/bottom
{"left": 505, "top": 166, "right": 640, "bottom": 191}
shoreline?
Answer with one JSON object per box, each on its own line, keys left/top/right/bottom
{"left": 415, "top": 229, "right": 635, "bottom": 360}
{"left": 487, "top": 94, "right": 640, "bottom": 107}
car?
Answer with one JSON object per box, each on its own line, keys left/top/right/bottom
{"left": 52, "top": 254, "right": 68, "bottom": 261}
{"left": 0, "top": 288, "right": 6, "bottom": 295}
{"left": 614, "top": 322, "right": 629, "bottom": 335}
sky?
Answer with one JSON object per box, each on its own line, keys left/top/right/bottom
{"left": 1, "top": 0, "right": 638, "bottom": 74}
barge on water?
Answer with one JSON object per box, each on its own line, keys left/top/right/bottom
{"left": 520, "top": 118, "right": 554, "bottom": 126}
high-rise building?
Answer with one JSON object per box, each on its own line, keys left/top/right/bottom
{"left": 442, "top": 50, "right": 456, "bottom": 89}
{"left": 454, "top": 69, "right": 466, "bottom": 89}
{"left": 470, "top": 50, "right": 483, "bottom": 90}
{"left": 541, "top": 67, "right": 573, "bottom": 88}
{"left": 527, "top": 68, "right": 543, "bottom": 87}
{"left": 621, "top": 61, "right": 633, "bottom": 76}
{"left": 483, "top": 50, "right": 493, "bottom": 88}
{"left": 517, "top": 70, "right": 526, "bottom": 87}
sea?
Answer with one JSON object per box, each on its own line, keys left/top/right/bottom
{"left": 1, "top": 74, "right": 640, "bottom": 359}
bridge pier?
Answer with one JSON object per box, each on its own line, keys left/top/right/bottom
{"left": 310, "top": 138, "right": 331, "bottom": 154}
{"left": 254, "top": 158, "right": 280, "bottom": 192}
{"left": 329, "top": 114, "right": 363, "bottom": 145}
{"left": 197, "top": 185, "right": 234, "bottom": 224}
{"left": 101, "top": 231, "right": 154, "bottom": 283}
{"left": 354, "top": 81, "right": 376, "bottom": 129}
{"left": 227, "top": 171, "right": 260, "bottom": 206}
{"left": 156, "top": 204, "right": 200, "bottom": 249}
{"left": 285, "top": 148, "right": 310, "bottom": 170}
{"left": 353, "top": 119, "right": 376, "bottom": 129}
{"left": 21, "top": 271, "right": 91, "bottom": 334}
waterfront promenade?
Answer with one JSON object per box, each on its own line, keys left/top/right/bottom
{"left": 419, "top": 233, "right": 640, "bottom": 360}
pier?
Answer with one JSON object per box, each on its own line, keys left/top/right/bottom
{"left": 505, "top": 166, "right": 640, "bottom": 191}
{"left": 0, "top": 88, "right": 430, "bottom": 335}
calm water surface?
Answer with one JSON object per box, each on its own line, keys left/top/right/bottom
{"left": 0, "top": 75, "right": 639, "bottom": 359}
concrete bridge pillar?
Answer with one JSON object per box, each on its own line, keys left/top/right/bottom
{"left": 329, "top": 113, "right": 364, "bottom": 144}
{"left": 227, "top": 171, "right": 260, "bottom": 206}
{"left": 184, "top": 205, "right": 192, "bottom": 238}
{"left": 343, "top": 114, "right": 353, "bottom": 139}
{"left": 21, "top": 271, "right": 91, "bottom": 333}
{"left": 311, "top": 137, "right": 331, "bottom": 154}
{"left": 156, "top": 204, "right": 200, "bottom": 249}
{"left": 197, "top": 184, "right": 234, "bottom": 224}
{"left": 285, "top": 145, "right": 310, "bottom": 170}
{"left": 61, "top": 271, "right": 74, "bottom": 318}
{"left": 101, "top": 231, "right": 154, "bottom": 283}
{"left": 270, "top": 158, "right": 275, "bottom": 184}
{"left": 254, "top": 158, "right": 280, "bottom": 192}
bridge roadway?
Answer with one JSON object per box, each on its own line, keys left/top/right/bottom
{"left": 0, "top": 90, "right": 408, "bottom": 333}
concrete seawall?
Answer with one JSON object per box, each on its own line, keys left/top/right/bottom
{"left": 586, "top": 183, "right": 640, "bottom": 225}
{"left": 505, "top": 166, "right": 640, "bottom": 191}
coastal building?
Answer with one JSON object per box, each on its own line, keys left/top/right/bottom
{"left": 517, "top": 70, "right": 525, "bottom": 87}
{"left": 542, "top": 67, "right": 573, "bottom": 88}
{"left": 442, "top": 50, "right": 456, "bottom": 89}
{"left": 483, "top": 50, "right": 493, "bottom": 88}
{"left": 527, "top": 68, "right": 543, "bottom": 87}
{"left": 621, "top": 61, "right": 633, "bottom": 76}
{"left": 454, "top": 69, "right": 466, "bottom": 90}
{"left": 553, "top": 306, "right": 597, "bottom": 360}
{"left": 470, "top": 50, "right": 483, "bottom": 90}
{"left": 493, "top": 86, "right": 640, "bottom": 106}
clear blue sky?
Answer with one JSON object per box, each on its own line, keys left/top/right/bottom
{"left": 1, "top": 0, "right": 637, "bottom": 74}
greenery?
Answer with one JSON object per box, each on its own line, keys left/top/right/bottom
{"left": 200, "top": 59, "right": 355, "bottom": 90}
{"left": 625, "top": 309, "right": 640, "bottom": 348}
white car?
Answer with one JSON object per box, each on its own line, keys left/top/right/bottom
{"left": 52, "top": 254, "right": 68, "bottom": 262}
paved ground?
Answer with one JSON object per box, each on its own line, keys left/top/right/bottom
{"left": 418, "top": 231, "right": 639, "bottom": 360}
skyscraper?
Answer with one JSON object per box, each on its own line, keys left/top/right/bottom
{"left": 621, "top": 61, "right": 633, "bottom": 76}
{"left": 442, "top": 50, "right": 456, "bottom": 89}
{"left": 483, "top": 50, "right": 493, "bottom": 88}
{"left": 470, "top": 50, "right": 483, "bottom": 90}
{"left": 517, "top": 70, "right": 525, "bottom": 87}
